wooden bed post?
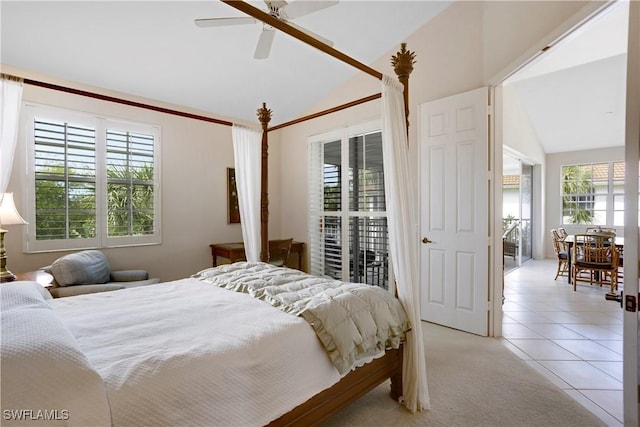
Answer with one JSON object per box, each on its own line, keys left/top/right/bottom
{"left": 257, "top": 103, "right": 272, "bottom": 262}
{"left": 391, "top": 43, "right": 416, "bottom": 136}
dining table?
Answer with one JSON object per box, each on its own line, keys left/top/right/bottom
{"left": 563, "top": 234, "right": 624, "bottom": 284}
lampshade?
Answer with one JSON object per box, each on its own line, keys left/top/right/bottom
{"left": 0, "top": 193, "right": 28, "bottom": 226}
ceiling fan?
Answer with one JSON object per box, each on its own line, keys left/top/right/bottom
{"left": 195, "top": 1, "right": 338, "bottom": 59}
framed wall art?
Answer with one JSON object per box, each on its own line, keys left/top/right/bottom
{"left": 227, "top": 167, "right": 240, "bottom": 224}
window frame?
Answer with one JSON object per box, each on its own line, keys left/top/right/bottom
{"left": 560, "top": 161, "right": 623, "bottom": 227}
{"left": 23, "top": 103, "right": 162, "bottom": 252}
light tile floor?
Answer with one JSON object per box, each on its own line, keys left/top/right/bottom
{"left": 502, "top": 259, "right": 624, "bottom": 426}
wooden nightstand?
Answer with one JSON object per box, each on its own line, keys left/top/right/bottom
{"left": 12, "top": 270, "right": 54, "bottom": 289}
{"left": 209, "top": 241, "right": 306, "bottom": 271}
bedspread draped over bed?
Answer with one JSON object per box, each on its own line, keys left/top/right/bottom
{"left": 49, "top": 277, "right": 343, "bottom": 426}
{"left": 2, "top": 264, "right": 410, "bottom": 426}
{"left": 193, "top": 262, "right": 411, "bottom": 375}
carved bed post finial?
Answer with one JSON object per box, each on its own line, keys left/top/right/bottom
{"left": 257, "top": 103, "right": 272, "bottom": 262}
{"left": 257, "top": 102, "right": 272, "bottom": 129}
{"left": 391, "top": 43, "right": 416, "bottom": 136}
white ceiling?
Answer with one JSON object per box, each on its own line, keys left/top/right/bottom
{"left": 1, "top": 1, "right": 628, "bottom": 153}
{"left": 505, "top": 1, "right": 628, "bottom": 154}
{"left": 1, "top": 0, "right": 452, "bottom": 125}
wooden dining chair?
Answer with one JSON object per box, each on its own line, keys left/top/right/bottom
{"left": 556, "top": 227, "right": 568, "bottom": 239}
{"left": 571, "top": 233, "right": 619, "bottom": 293}
{"left": 550, "top": 229, "right": 568, "bottom": 280}
{"left": 268, "top": 238, "right": 294, "bottom": 267}
{"left": 586, "top": 227, "right": 616, "bottom": 235}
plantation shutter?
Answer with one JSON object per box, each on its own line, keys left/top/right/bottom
{"left": 26, "top": 104, "right": 161, "bottom": 251}
{"left": 33, "top": 119, "right": 96, "bottom": 240}
{"left": 308, "top": 139, "right": 343, "bottom": 279}
{"left": 106, "top": 129, "right": 155, "bottom": 237}
{"left": 308, "top": 125, "right": 390, "bottom": 289}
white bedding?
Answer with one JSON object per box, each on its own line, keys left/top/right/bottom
{"left": 49, "top": 277, "right": 342, "bottom": 426}
{"left": 0, "top": 282, "right": 111, "bottom": 427}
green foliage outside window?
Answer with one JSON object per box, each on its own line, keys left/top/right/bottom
{"left": 35, "top": 164, "right": 97, "bottom": 240}
{"left": 107, "top": 164, "right": 154, "bottom": 236}
{"left": 562, "top": 165, "right": 595, "bottom": 224}
{"left": 36, "top": 164, "right": 154, "bottom": 240}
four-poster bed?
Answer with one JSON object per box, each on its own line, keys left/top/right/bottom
{"left": 225, "top": 0, "right": 422, "bottom": 421}
{"left": 2, "top": 1, "right": 426, "bottom": 425}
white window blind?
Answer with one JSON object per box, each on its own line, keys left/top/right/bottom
{"left": 106, "top": 129, "right": 155, "bottom": 237}
{"left": 34, "top": 119, "right": 97, "bottom": 241}
{"left": 24, "top": 104, "right": 161, "bottom": 252}
{"left": 308, "top": 121, "right": 390, "bottom": 289}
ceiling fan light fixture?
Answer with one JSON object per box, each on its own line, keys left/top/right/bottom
{"left": 196, "top": 0, "right": 338, "bottom": 59}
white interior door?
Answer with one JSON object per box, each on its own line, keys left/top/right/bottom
{"left": 419, "top": 87, "right": 490, "bottom": 336}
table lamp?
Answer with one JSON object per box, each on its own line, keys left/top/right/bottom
{"left": 0, "top": 193, "right": 28, "bottom": 282}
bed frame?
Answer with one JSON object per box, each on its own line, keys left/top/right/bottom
{"left": 215, "top": 0, "right": 415, "bottom": 426}
{"left": 220, "top": 2, "right": 417, "bottom": 424}
{"left": 269, "top": 346, "right": 403, "bottom": 426}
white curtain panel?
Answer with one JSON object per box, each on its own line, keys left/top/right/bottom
{"left": 380, "top": 75, "right": 430, "bottom": 412}
{"left": 0, "top": 75, "right": 24, "bottom": 192}
{"left": 232, "top": 125, "right": 262, "bottom": 262}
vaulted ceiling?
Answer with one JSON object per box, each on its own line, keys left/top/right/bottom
{"left": 505, "top": 1, "right": 628, "bottom": 154}
{"left": 1, "top": 1, "right": 629, "bottom": 153}
{"left": 1, "top": 1, "right": 451, "bottom": 125}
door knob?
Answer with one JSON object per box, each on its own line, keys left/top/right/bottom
{"left": 422, "top": 237, "right": 432, "bottom": 244}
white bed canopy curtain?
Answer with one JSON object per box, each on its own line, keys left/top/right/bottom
{"left": 0, "top": 75, "right": 24, "bottom": 192}
{"left": 381, "top": 74, "right": 430, "bottom": 412}
{"left": 232, "top": 124, "right": 262, "bottom": 262}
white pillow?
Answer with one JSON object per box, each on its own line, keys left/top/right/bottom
{"left": 0, "top": 282, "right": 112, "bottom": 426}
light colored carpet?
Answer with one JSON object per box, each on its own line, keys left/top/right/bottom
{"left": 322, "top": 322, "right": 605, "bottom": 426}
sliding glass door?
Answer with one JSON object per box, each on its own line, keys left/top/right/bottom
{"left": 503, "top": 153, "right": 533, "bottom": 270}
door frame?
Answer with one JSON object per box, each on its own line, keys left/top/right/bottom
{"left": 622, "top": 0, "right": 639, "bottom": 422}
{"left": 488, "top": 0, "right": 625, "bottom": 337}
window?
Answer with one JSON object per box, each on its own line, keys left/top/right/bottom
{"left": 24, "top": 104, "right": 161, "bottom": 251}
{"left": 308, "top": 121, "right": 390, "bottom": 289}
{"left": 561, "top": 161, "right": 627, "bottom": 227}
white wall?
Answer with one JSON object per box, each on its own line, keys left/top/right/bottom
{"left": 544, "top": 146, "right": 625, "bottom": 258}
{"left": 502, "top": 85, "right": 546, "bottom": 164}
{"left": 4, "top": 66, "right": 283, "bottom": 281}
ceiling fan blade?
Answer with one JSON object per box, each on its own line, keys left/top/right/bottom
{"left": 288, "top": 21, "right": 333, "bottom": 46}
{"left": 194, "top": 17, "right": 256, "bottom": 28}
{"left": 284, "top": 1, "right": 338, "bottom": 19}
{"left": 254, "top": 28, "right": 276, "bottom": 59}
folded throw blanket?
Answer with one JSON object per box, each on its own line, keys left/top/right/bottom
{"left": 194, "top": 262, "right": 411, "bottom": 374}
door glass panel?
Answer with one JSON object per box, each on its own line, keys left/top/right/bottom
{"left": 520, "top": 163, "right": 533, "bottom": 262}
{"left": 348, "top": 216, "right": 389, "bottom": 289}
